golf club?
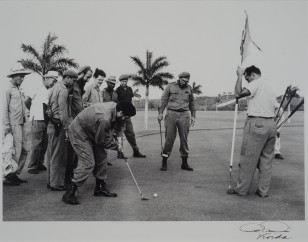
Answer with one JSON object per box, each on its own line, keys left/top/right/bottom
{"left": 276, "top": 88, "right": 298, "bottom": 125}
{"left": 228, "top": 98, "right": 239, "bottom": 192}
{"left": 123, "top": 156, "right": 149, "bottom": 201}
{"left": 277, "top": 98, "right": 304, "bottom": 130}
{"left": 275, "top": 85, "right": 291, "bottom": 120}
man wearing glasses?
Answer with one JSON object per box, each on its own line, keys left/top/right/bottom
{"left": 158, "top": 72, "right": 196, "bottom": 171}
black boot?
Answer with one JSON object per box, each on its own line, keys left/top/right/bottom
{"left": 181, "top": 157, "right": 193, "bottom": 171}
{"left": 62, "top": 183, "right": 79, "bottom": 205}
{"left": 160, "top": 157, "right": 168, "bottom": 171}
{"left": 94, "top": 179, "right": 117, "bottom": 197}
{"left": 133, "top": 150, "right": 146, "bottom": 158}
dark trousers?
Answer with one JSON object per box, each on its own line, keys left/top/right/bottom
{"left": 27, "top": 120, "right": 47, "bottom": 170}
{"left": 123, "top": 117, "right": 139, "bottom": 152}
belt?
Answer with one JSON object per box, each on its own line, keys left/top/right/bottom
{"left": 168, "top": 109, "right": 187, "bottom": 113}
{"left": 248, "top": 116, "right": 274, "bottom": 119}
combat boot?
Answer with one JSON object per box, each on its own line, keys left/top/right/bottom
{"left": 62, "top": 183, "right": 79, "bottom": 205}
{"left": 94, "top": 179, "right": 117, "bottom": 197}
{"left": 181, "top": 157, "right": 193, "bottom": 171}
{"left": 160, "top": 157, "right": 168, "bottom": 171}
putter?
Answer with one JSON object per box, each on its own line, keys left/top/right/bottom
{"left": 277, "top": 98, "right": 304, "bottom": 130}
{"left": 123, "top": 156, "right": 149, "bottom": 201}
{"left": 228, "top": 98, "right": 238, "bottom": 192}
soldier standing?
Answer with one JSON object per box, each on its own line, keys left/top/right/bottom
{"left": 157, "top": 72, "right": 196, "bottom": 171}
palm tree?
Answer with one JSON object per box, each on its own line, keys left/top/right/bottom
{"left": 132, "top": 88, "right": 141, "bottom": 106}
{"left": 18, "top": 32, "right": 79, "bottom": 76}
{"left": 130, "top": 50, "right": 173, "bottom": 129}
{"left": 192, "top": 82, "right": 202, "bottom": 95}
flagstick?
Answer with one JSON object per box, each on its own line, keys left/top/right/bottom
{"left": 229, "top": 98, "right": 238, "bottom": 190}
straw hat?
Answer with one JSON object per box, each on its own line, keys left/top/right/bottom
{"left": 44, "top": 71, "right": 59, "bottom": 81}
{"left": 7, "top": 63, "right": 31, "bottom": 78}
{"left": 106, "top": 76, "right": 116, "bottom": 84}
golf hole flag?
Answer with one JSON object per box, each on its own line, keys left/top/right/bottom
{"left": 240, "top": 11, "right": 262, "bottom": 64}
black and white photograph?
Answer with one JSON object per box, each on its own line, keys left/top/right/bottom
{"left": 0, "top": 0, "right": 307, "bottom": 241}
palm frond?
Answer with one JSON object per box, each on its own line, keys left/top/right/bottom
{"left": 18, "top": 59, "right": 43, "bottom": 76}
{"left": 54, "top": 58, "right": 79, "bottom": 69}
{"left": 150, "top": 76, "right": 169, "bottom": 90}
{"left": 20, "top": 44, "right": 41, "bottom": 63}
{"left": 50, "top": 45, "right": 67, "bottom": 59}
{"left": 192, "top": 82, "right": 203, "bottom": 95}
{"left": 130, "top": 56, "right": 146, "bottom": 73}
{"left": 151, "top": 56, "right": 167, "bottom": 69}
{"left": 151, "top": 61, "right": 170, "bottom": 75}
{"left": 131, "top": 74, "right": 146, "bottom": 86}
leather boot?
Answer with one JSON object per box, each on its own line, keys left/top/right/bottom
{"left": 117, "top": 151, "right": 127, "bottom": 159}
{"left": 94, "top": 179, "right": 117, "bottom": 197}
{"left": 181, "top": 157, "right": 193, "bottom": 171}
{"left": 62, "top": 183, "right": 79, "bottom": 205}
{"left": 133, "top": 150, "right": 146, "bottom": 158}
{"left": 160, "top": 157, "right": 168, "bottom": 171}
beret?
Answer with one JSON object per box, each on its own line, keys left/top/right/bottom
{"left": 78, "top": 65, "right": 92, "bottom": 75}
{"left": 178, "top": 72, "right": 190, "bottom": 79}
{"left": 119, "top": 74, "right": 130, "bottom": 81}
{"left": 63, "top": 69, "right": 78, "bottom": 78}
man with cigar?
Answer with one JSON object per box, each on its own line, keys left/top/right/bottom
{"left": 158, "top": 72, "right": 196, "bottom": 171}
{"left": 62, "top": 101, "right": 136, "bottom": 205}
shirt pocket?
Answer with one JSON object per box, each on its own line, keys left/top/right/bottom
{"left": 169, "top": 91, "right": 179, "bottom": 101}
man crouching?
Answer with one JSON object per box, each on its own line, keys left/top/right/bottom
{"left": 62, "top": 101, "right": 135, "bottom": 205}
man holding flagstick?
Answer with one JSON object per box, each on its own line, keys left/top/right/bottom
{"left": 228, "top": 65, "right": 278, "bottom": 197}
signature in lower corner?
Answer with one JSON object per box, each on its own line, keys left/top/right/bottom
{"left": 239, "top": 221, "right": 292, "bottom": 239}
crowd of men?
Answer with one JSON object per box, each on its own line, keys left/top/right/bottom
{"left": 3, "top": 62, "right": 282, "bottom": 204}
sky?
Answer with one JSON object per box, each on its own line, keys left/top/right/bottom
{"left": 0, "top": 0, "right": 307, "bottom": 100}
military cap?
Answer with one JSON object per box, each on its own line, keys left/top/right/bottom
{"left": 63, "top": 69, "right": 78, "bottom": 78}
{"left": 106, "top": 76, "right": 117, "bottom": 84}
{"left": 78, "top": 65, "right": 92, "bottom": 75}
{"left": 178, "top": 72, "right": 190, "bottom": 79}
{"left": 119, "top": 74, "right": 130, "bottom": 81}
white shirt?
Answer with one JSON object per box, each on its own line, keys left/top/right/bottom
{"left": 28, "top": 81, "right": 49, "bottom": 121}
{"left": 246, "top": 77, "right": 279, "bottom": 118}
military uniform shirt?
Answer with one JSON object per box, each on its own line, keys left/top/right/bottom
{"left": 48, "top": 81, "right": 70, "bottom": 130}
{"left": 160, "top": 81, "right": 196, "bottom": 113}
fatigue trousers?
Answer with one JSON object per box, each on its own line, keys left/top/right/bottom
{"left": 235, "top": 117, "right": 277, "bottom": 196}
{"left": 46, "top": 123, "right": 68, "bottom": 187}
{"left": 162, "top": 110, "right": 190, "bottom": 158}
{"left": 69, "top": 120, "right": 107, "bottom": 187}
{"left": 27, "top": 120, "right": 47, "bottom": 170}
{"left": 11, "top": 124, "right": 28, "bottom": 175}
{"left": 123, "top": 117, "right": 139, "bottom": 152}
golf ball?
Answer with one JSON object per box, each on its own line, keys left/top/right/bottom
{"left": 153, "top": 193, "right": 158, "bottom": 198}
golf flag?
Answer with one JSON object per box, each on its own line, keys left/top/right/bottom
{"left": 240, "top": 11, "right": 262, "bottom": 64}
